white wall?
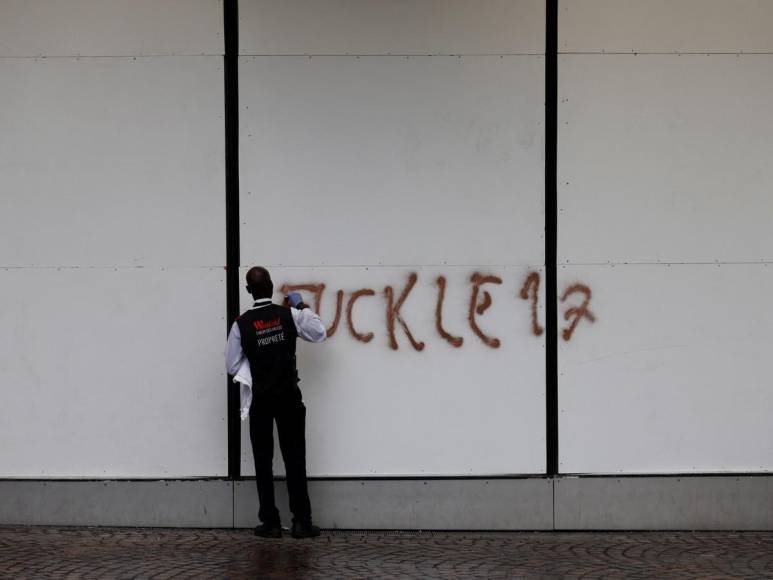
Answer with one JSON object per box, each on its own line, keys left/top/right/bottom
{"left": 238, "top": 0, "right": 546, "bottom": 476}
{"left": 558, "top": 0, "right": 773, "bottom": 473}
{"left": 0, "top": 1, "right": 227, "bottom": 477}
{"left": 560, "top": 0, "right": 773, "bottom": 54}
{"left": 0, "top": 0, "right": 223, "bottom": 57}
{"left": 0, "top": 57, "right": 225, "bottom": 268}
{"left": 6, "top": 0, "right": 768, "bottom": 481}
{"left": 240, "top": 0, "right": 544, "bottom": 55}
{"left": 239, "top": 54, "right": 544, "bottom": 268}
{"left": 558, "top": 54, "right": 773, "bottom": 265}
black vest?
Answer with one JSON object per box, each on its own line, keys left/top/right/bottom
{"left": 236, "top": 302, "right": 299, "bottom": 395}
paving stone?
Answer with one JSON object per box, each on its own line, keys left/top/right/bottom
{"left": 0, "top": 526, "right": 772, "bottom": 579}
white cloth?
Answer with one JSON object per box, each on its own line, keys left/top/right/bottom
{"left": 233, "top": 358, "right": 253, "bottom": 422}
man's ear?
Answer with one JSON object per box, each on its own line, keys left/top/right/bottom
{"left": 245, "top": 285, "right": 251, "bottom": 294}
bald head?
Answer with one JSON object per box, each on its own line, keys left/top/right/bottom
{"left": 246, "top": 266, "right": 273, "bottom": 299}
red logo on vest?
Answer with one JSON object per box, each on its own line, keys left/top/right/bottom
{"left": 253, "top": 318, "right": 281, "bottom": 331}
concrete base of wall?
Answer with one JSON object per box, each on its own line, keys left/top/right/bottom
{"left": 1, "top": 476, "right": 772, "bottom": 530}
{"left": 234, "top": 478, "right": 554, "bottom": 530}
{"left": 0, "top": 480, "right": 233, "bottom": 528}
{"left": 555, "top": 476, "right": 773, "bottom": 530}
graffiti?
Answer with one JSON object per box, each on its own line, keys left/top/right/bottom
{"left": 468, "top": 272, "right": 502, "bottom": 349}
{"left": 346, "top": 288, "right": 375, "bottom": 343}
{"left": 560, "top": 283, "right": 596, "bottom": 341}
{"left": 434, "top": 276, "right": 464, "bottom": 348}
{"left": 279, "top": 272, "right": 595, "bottom": 349}
{"left": 281, "top": 282, "right": 344, "bottom": 337}
{"left": 385, "top": 272, "right": 425, "bottom": 351}
{"left": 519, "top": 271, "right": 544, "bottom": 337}
{"left": 280, "top": 283, "right": 325, "bottom": 313}
{"left": 326, "top": 290, "right": 344, "bottom": 338}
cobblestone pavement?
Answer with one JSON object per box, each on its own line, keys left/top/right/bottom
{"left": 1, "top": 526, "right": 772, "bottom": 579}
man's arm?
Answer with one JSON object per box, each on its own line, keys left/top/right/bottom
{"left": 225, "top": 321, "right": 246, "bottom": 375}
{"left": 291, "top": 306, "right": 327, "bottom": 343}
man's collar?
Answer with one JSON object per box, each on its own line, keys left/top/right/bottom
{"left": 250, "top": 297, "right": 273, "bottom": 310}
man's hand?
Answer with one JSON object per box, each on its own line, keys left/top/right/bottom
{"left": 286, "top": 292, "right": 306, "bottom": 309}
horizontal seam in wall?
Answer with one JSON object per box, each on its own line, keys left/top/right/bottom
{"left": 560, "top": 261, "right": 773, "bottom": 266}
{"left": 0, "top": 476, "right": 548, "bottom": 483}
{"left": 556, "top": 472, "right": 773, "bottom": 478}
{"left": 558, "top": 51, "right": 773, "bottom": 56}
{"left": 237, "top": 264, "right": 546, "bottom": 269}
{"left": 0, "top": 54, "right": 224, "bottom": 59}
{"left": 0, "top": 265, "right": 225, "bottom": 270}
{"left": 264, "top": 475, "right": 549, "bottom": 481}
{"left": 0, "top": 478, "right": 231, "bottom": 482}
{"left": 3, "top": 473, "right": 772, "bottom": 482}
{"left": 239, "top": 52, "right": 546, "bottom": 57}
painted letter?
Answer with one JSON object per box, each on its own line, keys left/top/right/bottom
{"left": 435, "top": 276, "right": 463, "bottom": 348}
{"left": 560, "top": 283, "right": 595, "bottom": 341}
{"left": 519, "top": 271, "right": 544, "bottom": 337}
{"left": 346, "top": 289, "right": 375, "bottom": 343}
{"left": 280, "top": 283, "right": 325, "bottom": 313}
{"left": 280, "top": 282, "right": 343, "bottom": 337}
{"left": 325, "top": 290, "right": 344, "bottom": 338}
{"left": 469, "top": 272, "right": 502, "bottom": 348}
{"left": 384, "top": 272, "right": 425, "bottom": 351}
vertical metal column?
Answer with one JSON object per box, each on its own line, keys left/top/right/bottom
{"left": 545, "top": 0, "right": 559, "bottom": 477}
{"left": 224, "top": 0, "right": 241, "bottom": 480}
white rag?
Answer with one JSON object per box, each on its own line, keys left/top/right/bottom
{"left": 233, "top": 358, "right": 253, "bottom": 421}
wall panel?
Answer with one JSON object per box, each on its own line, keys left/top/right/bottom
{"left": 238, "top": 266, "right": 546, "bottom": 476}
{"left": 239, "top": 0, "right": 546, "bottom": 478}
{"left": 240, "top": 55, "right": 544, "bottom": 268}
{"left": 558, "top": 264, "right": 773, "bottom": 474}
{"left": 558, "top": 54, "right": 773, "bottom": 265}
{"left": 0, "top": 57, "right": 224, "bottom": 268}
{"left": 558, "top": 3, "right": 773, "bottom": 474}
{"left": 0, "top": 0, "right": 222, "bottom": 57}
{"left": 1, "top": 3, "right": 226, "bottom": 479}
{"left": 559, "top": 0, "right": 773, "bottom": 54}
{"left": 0, "top": 267, "right": 227, "bottom": 478}
{"left": 240, "top": 0, "right": 544, "bottom": 55}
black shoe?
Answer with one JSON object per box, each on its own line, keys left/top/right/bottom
{"left": 253, "top": 523, "right": 282, "bottom": 538}
{"left": 291, "top": 521, "right": 321, "bottom": 539}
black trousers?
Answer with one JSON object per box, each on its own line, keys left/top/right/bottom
{"left": 248, "top": 386, "right": 312, "bottom": 526}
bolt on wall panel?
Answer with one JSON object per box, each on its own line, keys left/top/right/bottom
{"left": 240, "top": 55, "right": 545, "bottom": 268}
{"left": 557, "top": 264, "right": 773, "bottom": 474}
{"left": 559, "top": 0, "right": 773, "bottom": 54}
{"left": 0, "top": 0, "right": 223, "bottom": 57}
{"left": 236, "top": 266, "right": 546, "bottom": 476}
{"left": 0, "top": 267, "right": 228, "bottom": 478}
{"left": 558, "top": 54, "right": 773, "bottom": 265}
{"left": 0, "top": 57, "right": 225, "bottom": 268}
{"left": 240, "top": 0, "right": 544, "bottom": 56}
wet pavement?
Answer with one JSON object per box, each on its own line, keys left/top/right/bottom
{"left": 1, "top": 526, "right": 772, "bottom": 579}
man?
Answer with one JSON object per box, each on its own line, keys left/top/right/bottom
{"left": 226, "top": 266, "right": 326, "bottom": 538}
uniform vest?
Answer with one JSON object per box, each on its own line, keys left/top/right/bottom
{"left": 236, "top": 302, "right": 298, "bottom": 395}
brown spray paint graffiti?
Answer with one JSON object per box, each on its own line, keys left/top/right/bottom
{"left": 468, "top": 272, "right": 502, "bottom": 349}
{"left": 326, "top": 290, "right": 344, "bottom": 338}
{"left": 560, "top": 283, "right": 596, "bottom": 341}
{"left": 384, "top": 272, "right": 425, "bottom": 351}
{"left": 346, "top": 289, "right": 375, "bottom": 343}
{"left": 280, "top": 283, "right": 344, "bottom": 337}
{"left": 434, "top": 276, "right": 464, "bottom": 348}
{"left": 280, "top": 283, "right": 325, "bottom": 313}
{"left": 278, "top": 272, "right": 596, "bottom": 348}
{"left": 519, "top": 271, "right": 544, "bottom": 337}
